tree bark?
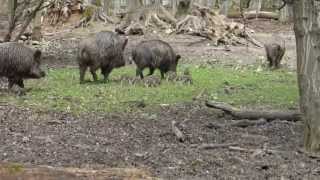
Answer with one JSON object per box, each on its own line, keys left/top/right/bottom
{"left": 4, "top": 0, "right": 17, "bottom": 42}
{"left": 249, "top": 0, "right": 261, "bottom": 19}
{"left": 172, "top": 0, "right": 178, "bottom": 15}
{"left": 279, "top": 3, "right": 293, "bottom": 22}
{"left": 0, "top": 0, "right": 8, "bottom": 15}
{"left": 32, "top": 11, "right": 42, "bottom": 41}
{"left": 219, "top": 0, "right": 230, "bottom": 15}
{"left": 293, "top": 0, "right": 320, "bottom": 153}
{"left": 103, "top": 0, "right": 113, "bottom": 16}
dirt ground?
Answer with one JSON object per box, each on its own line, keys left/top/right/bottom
{"left": 1, "top": 17, "right": 318, "bottom": 179}
{"left": 0, "top": 103, "right": 319, "bottom": 179}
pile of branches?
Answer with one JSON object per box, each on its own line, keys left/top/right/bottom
{"left": 117, "top": 3, "right": 260, "bottom": 47}
{"left": 176, "top": 3, "right": 246, "bottom": 46}
{"left": 42, "top": 0, "right": 114, "bottom": 27}
{"left": 116, "top": 5, "right": 177, "bottom": 35}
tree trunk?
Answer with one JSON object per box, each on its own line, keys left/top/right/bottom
{"left": 172, "top": 0, "right": 178, "bottom": 16}
{"left": 177, "top": 0, "right": 194, "bottom": 15}
{"left": 32, "top": 11, "right": 42, "bottom": 41}
{"left": 249, "top": 0, "right": 262, "bottom": 16}
{"left": 280, "top": 3, "right": 293, "bottom": 22}
{"left": 219, "top": 0, "right": 230, "bottom": 15}
{"left": 4, "top": 0, "right": 17, "bottom": 42}
{"left": 293, "top": 0, "right": 320, "bottom": 153}
{"left": 0, "top": 0, "right": 8, "bottom": 15}
{"left": 103, "top": 0, "right": 112, "bottom": 16}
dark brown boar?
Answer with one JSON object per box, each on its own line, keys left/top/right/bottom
{"left": 132, "top": 40, "right": 181, "bottom": 79}
{"left": 77, "top": 31, "right": 128, "bottom": 83}
{"left": 0, "top": 42, "right": 45, "bottom": 92}
{"left": 264, "top": 43, "right": 286, "bottom": 69}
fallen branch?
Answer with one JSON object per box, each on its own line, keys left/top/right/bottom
{"left": 172, "top": 121, "right": 186, "bottom": 142}
{"left": 228, "top": 11, "right": 279, "bottom": 20}
{"left": 244, "top": 11, "right": 279, "bottom": 20}
{"left": 241, "top": 31, "right": 263, "bottom": 48}
{"left": 297, "top": 148, "right": 320, "bottom": 159}
{"left": 229, "top": 146, "right": 284, "bottom": 156}
{"left": 205, "top": 101, "right": 301, "bottom": 121}
{"left": 0, "top": 163, "right": 155, "bottom": 180}
{"left": 193, "top": 143, "right": 238, "bottom": 150}
{"left": 206, "top": 119, "right": 267, "bottom": 129}
{"left": 229, "top": 119, "right": 267, "bottom": 128}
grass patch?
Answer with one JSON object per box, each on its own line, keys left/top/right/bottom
{"left": 1, "top": 65, "right": 298, "bottom": 114}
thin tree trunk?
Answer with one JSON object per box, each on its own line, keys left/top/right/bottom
{"left": 103, "top": 0, "right": 112, "bottom": 16}
{"left": 249, "top": 0, "right": 262, "bottom": 17}
{"left": 4, "top": 0, "right": 17, "bottom": 42}
{"left": 293, "top": 0, "right": 320, "bottom": 153}
{"left": 172, "top": 0, "right": 178, "bottom": 16}
{"left": 0, "top": 0, "right": 8, "bottom": 14}
{"left": 220, "top": 0, "right": 230, "bottom": 15}
{"left": 280, "top": 3, "right": 293, "bottom": 22}
{"left": 31, "top": 11, "right": 42, "bottom": 41}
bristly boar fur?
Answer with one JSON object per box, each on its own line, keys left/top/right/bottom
{"left": 264, "top": 43, "right": 286, "bottom": 69}
{"left": 132, "top": 40, "right": 181, "bottom": 79}
{"left": 0, "top": 42, "right": 45, "bottom": 91}
{"left": 77, "top": 31, "right": 128, "bottom": 83}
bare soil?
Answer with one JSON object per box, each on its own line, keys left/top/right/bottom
{"left": 0, "top": 103, "right": 319, "bottom": 179}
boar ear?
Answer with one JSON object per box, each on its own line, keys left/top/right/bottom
{"left": 122, "top": 38, "right": 128, "bottom": 50}
{"left": 176, "top": 54, "right": 181, "bottom": 62}
{"left": 34, "top": 49, "right": 42, "bottom": 62}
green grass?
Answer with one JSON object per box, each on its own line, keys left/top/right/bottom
{"left": 1, "top": 65, "right": 299, "bottom": 114}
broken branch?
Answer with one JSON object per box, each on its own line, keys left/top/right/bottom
{"left": 206, "top": 101, "right": 301, "bottom": 121}
{"left": 172, "top": 121, "right": 186, "bottom": 142}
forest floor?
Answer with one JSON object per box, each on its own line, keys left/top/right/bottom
{"left": 1, "top": 17, "right": 319, "bottom": 179}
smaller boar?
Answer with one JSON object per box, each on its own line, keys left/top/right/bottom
{"left": 264, "top": 43, "right": 285, "bottom": 69}
{"left": 77, "top": 31, "right": 128, "bottom": 83}
{"left": 132, "top": 40, "right": 181, "bottom": 79}
{"left": 0, "top": 42, "right": 45, "bottom": 92}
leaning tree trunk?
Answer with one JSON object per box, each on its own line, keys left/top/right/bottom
{"left": 293, "top": 0, "right": 320, "bottom": 153}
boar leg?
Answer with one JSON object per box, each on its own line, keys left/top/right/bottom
{"left": 268, "top": 58, "right": 273, "bottom": 68}
{"left": 79, "top": 65, "right": 87, "bottom": 84}
{"left": 16, "top": 79, "right": 24, "bottom": 88}
{"left": 101, "top": 66, "right": 112, "bottom": 82}
{"left": 160, "top": 71, "right": 165, "bottom": 79}
{"left": 89, "top": 66, "right": 99, "bottom": 82}
{"left": 136, "top": 68, "right": 144, "bottom": 79}
{"left": 275, "top": 53, "right": 284, "bottom": 69}
{"left": 7, "top": 78, "right": 23, "bottom": 88}
{"left": 148, "top": 68, "right": 155, "bottom": 76}
{"left": 8, "top": 78, "right": 14, "bottom": 89}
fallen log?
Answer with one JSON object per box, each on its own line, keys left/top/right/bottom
{"left": 0, "top": 163, "right": 156, "bottom": 180}
{"left": 228, "top": 11, "right": 279, "bottom": 20}
{"left": 192, "top": 143, "right": 238, "bottom": 150}
{"left": 205, "top": 101, "right": 301, "bottom": 121}
{"left": 244, "top": 11, "right": 279, "bottom": 20}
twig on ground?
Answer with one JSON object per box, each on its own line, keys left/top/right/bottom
{"left": 172, "top": 121, "right": 186, "bottom": 142}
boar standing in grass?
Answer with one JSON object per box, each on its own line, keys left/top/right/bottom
{"left": 264, "top": 43, "right": 286, "bottom": 69}
{"left": 0, "top": 42, "right": 46, "bottom": 93}
{"left": 77, "top": 31, "right": 128, "bottom": 83}
{"left": 132, "top": 40, "right": 181, "bottom": 79}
